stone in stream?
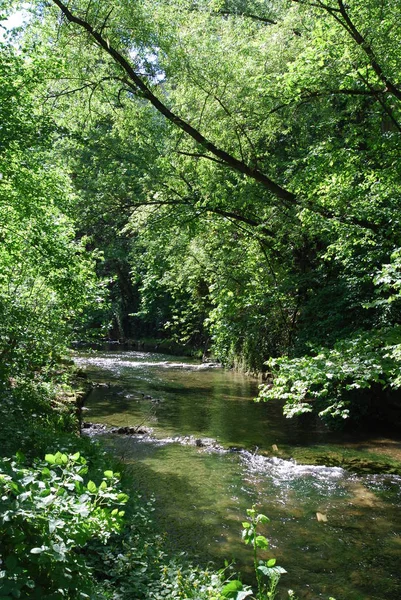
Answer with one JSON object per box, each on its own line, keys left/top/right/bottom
{"left": 110, "top": 425, "right": 151, "bottom": 435}
{"left": 227, "top": 445, "right": 245, "bottom": 453}
{"left": 316, "top": 512, "right": 328, "bottom": 522}
{"left": 82, "top": 422, "right": 151, "bottom": 436}
{"left": 82, "top": 422, "right": 108, "bottom": 431}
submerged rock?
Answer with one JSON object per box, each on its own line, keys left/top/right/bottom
{"left": 81, "top": 421, "right": 151, "bottom": 436}
{"left": 227, "top": 445, "right": 245, "bottom": 453}
{"left": 110, "top": 425, "right": 151, "bottom": 435}
{"left": 82, "top": 421, "right": 108, "bottom": 431}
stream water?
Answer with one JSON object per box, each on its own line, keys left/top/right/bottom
{"left": 75, "top": 350, "right": 401, "bottom": 600}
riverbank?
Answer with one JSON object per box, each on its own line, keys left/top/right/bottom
{"left": 73, "top": 337, "right": 206, "bottom": 358}
{"left": 0, "top": 374, "right": 230, "bottom": 599}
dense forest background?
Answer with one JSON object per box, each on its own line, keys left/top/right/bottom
{"left": 2, "top": 0, "right": 401, "bottom": 429}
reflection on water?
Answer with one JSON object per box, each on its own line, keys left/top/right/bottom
{"left": 76, "top": 350, "right": 401, "bottom": 600}
{"left": 75, "top": 350, "right": 330, "bottom": 447}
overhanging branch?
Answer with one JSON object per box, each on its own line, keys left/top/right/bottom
{"left": 50, "top": 0, "right": 386, "bottom": 236}
{"left": 51, "top": 0, "right": 296, "bottom": 205}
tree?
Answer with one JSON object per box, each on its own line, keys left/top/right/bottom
{"left": 17, "top": 0, "right": 401, "bottom": 423}
{"left": 0, "top": 40, "right": 100, "bottom": 383}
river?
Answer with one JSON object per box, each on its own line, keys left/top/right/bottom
{"left": 75, "top": 349, "right": 401, "bottom": 600}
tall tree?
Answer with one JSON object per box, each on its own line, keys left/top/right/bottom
{"left": 0, "top": 39, "right": 100, "bottom": 382}
{"left": 17, "top": 0, "right": 401, "bottom": 423}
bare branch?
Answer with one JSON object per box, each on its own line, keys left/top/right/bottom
{"left": 175, "top": 150, "right": 227, "bottom": 166}
{"left": 217, "top": 10, "right": 277, "bottom": 25}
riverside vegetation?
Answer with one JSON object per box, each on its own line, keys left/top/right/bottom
{"left": 1, "top": 0, "right": 400, "bottom": 597}
{"left": 0, "top": 387, "right": 303, "bottom": 598}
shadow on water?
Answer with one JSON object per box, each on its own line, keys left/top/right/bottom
{"left": 76, "top": 350, "right": 401, "bottom": 600}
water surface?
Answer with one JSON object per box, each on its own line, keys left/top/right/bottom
{"left": 76, "top": 350, "right": 401, "bottom": 600}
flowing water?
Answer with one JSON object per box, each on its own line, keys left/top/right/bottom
{"left": 76, "top": 350, "right": 401, "bottom": 600}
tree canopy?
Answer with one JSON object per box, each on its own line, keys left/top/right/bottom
{"left": 3, "top": 0, "right": 401, "bottom": 425}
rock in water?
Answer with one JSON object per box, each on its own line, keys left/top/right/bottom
{"left": 316, "top": 512, "right": 328, "bottom": 522}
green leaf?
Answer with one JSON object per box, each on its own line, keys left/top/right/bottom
{"left": 45, "top": 454, "right": 55, "bottom": 464}
{"left": 15, "top": 451, "right": 25, "bottom": 464}
{"left": 87, "top": 480, "right": 97, "bottom": 493}
{"left": 54, "top": 452, "right": 64, "bottom": 465}
{"left": 255, "top": 535, "right": 269, "bottom": 549}
{"left": 256, "top": 514, "right": 269, "bottom": 524}
{"left": 258, "top": 565, "right": 287, "bottom": 577}
{"left": 221, "top": 580, "right": 243, "bottom": 597}
{"left": 30, "top": 547, "right": 46, "bottom": 554}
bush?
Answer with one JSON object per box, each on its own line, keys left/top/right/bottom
{"left": 258, "top": 327, "right": 401, "bottom": 425}
{"left": 0, "top": 452, "right": 127, "bottom": 599}
{"left": 90, "top": 491, "right": 225, "bottom": 600}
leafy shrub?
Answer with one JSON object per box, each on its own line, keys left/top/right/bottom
{"left": 220, "top": 506, "right": 286, "bottom": 600}
{"left": 0, "top": 452, "right": 127, "bottom": 599}
{"left": 259, "top": 327, "right": 401, "bottom": 424}
{"left": 148, "top": 559, "right": 225, "bottom": 600}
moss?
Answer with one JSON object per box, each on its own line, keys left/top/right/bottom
{"left": 281, "top": 445, "right": 401, "bottom": 475}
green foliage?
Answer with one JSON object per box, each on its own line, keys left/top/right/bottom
{"left": 7, "top": 0, "right": 401, "bottom": 424}
{"left": 0, "top": 381, "right": 74, "bottom": 461}
{"left": 238, "top": 506, "right": 286, "bottom": 600}
{"left": 147, "top": 559, "right": 225, "bottom": 599}
{"left": 219, "top": 506, "right": 308, "bottom": 600}
{"left": 85, "top": 489, "right": 226, "bottom": 600}
{"left": 0, "top": 44, "right": 104, "bottom": 383}
{"left": 0, "top": 452, "right": 127, "bottom": 599}
{"left": 259, "top": 327, "right": 401, "bottom": 423}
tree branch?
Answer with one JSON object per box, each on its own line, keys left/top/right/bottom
{"left": 218, "top": 10, "right": 277, "bottom": 25}
{"left": 267, "top": 86, "right": 387, "bottom": 116}
{"left": 292, "top": 0, "right": 401, "bottom": 102}
{"left": 175, "top": 150, "right": 227, "bottom": 166}
{"left": 50, "top": 0, "right": 387, "bottom": 236}
{"left": 217, "top": 9, "right": 301, "bottom": 36}
{"left": 336, "top": 0, "right": 401, "bottom": 101}
{"left": 123, "top": 196, "right": 277, "bottom": 239}
{"left": 51, "top": 0, "right": 297, "bottom": 205}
